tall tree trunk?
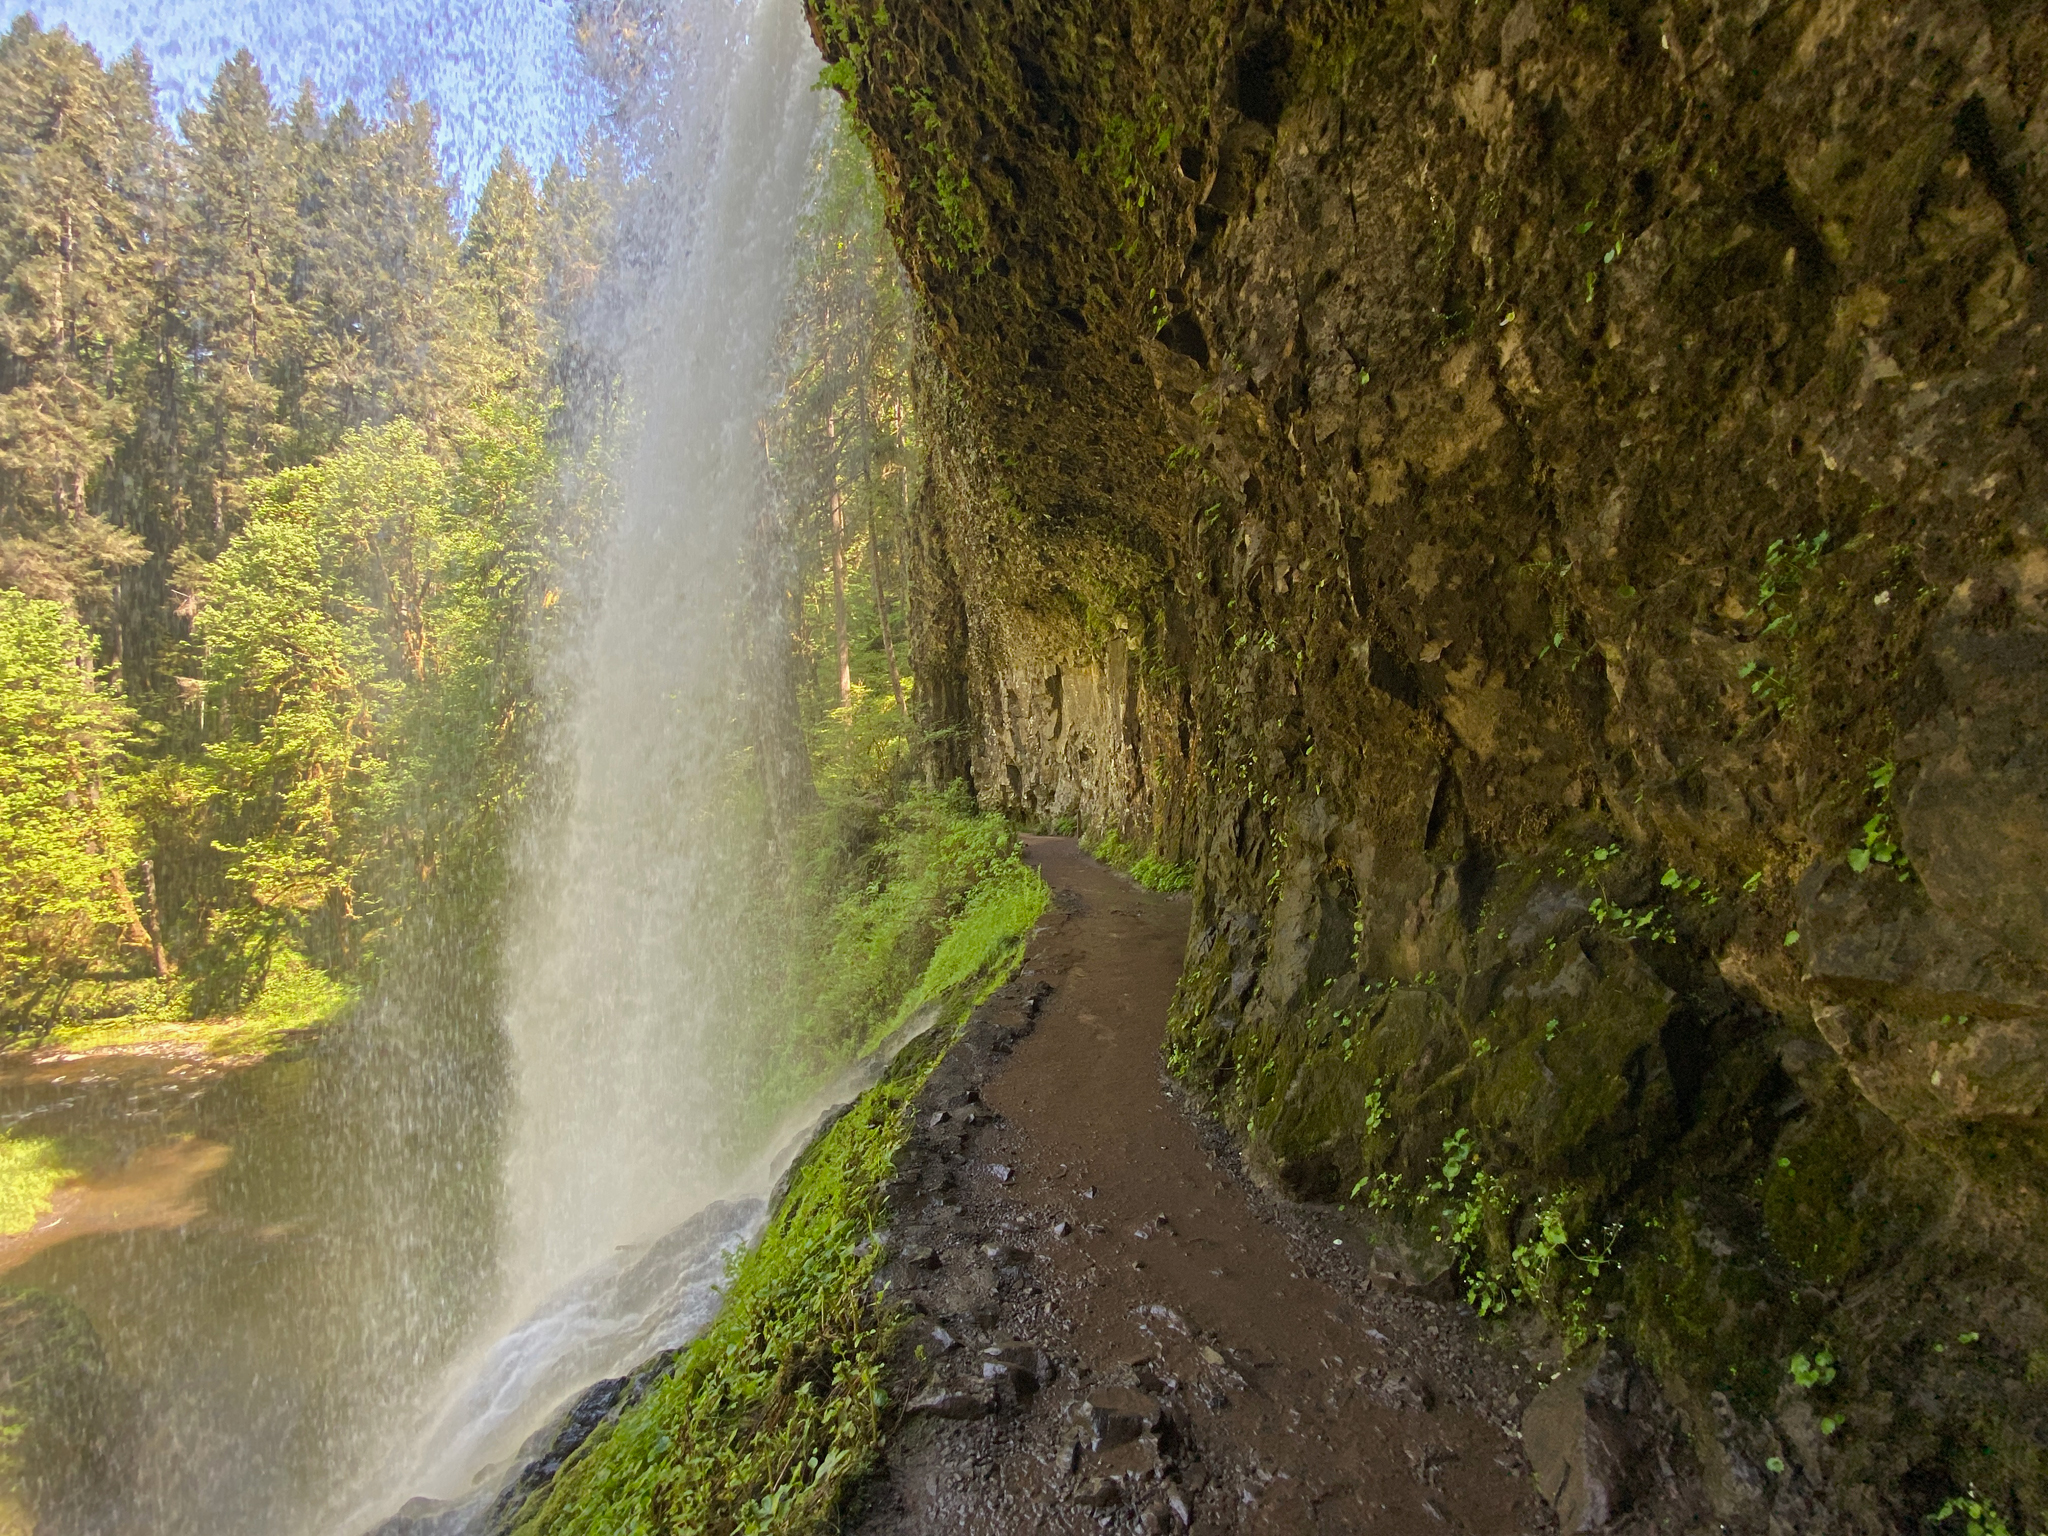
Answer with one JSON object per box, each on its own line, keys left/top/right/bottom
{"left": 862, "top": 389, "right": 906, "bottom": 721}
{"left": 751, "top": 432, "right": 816, "bottom": 847}
{"left": 825, "top": 408, "right": 852, "bottom": 710}
{"left": 139, "top": 857, "right": 170, "bottom": 979}
{"left": 865, "top": 496, "right": 906, "bottom": 721}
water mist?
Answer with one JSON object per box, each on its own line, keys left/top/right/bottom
{"left": 362, "top": 0, "right": 829, "bottom": 1512}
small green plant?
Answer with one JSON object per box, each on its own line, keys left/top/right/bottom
{"left": 1847, "top": 759, "right": 1912, "bottom": 878}
{"left": 1739, "top": 530, "right": 1831, "bottom": 715}
{"left": 1929, "top": 1487, "right": 2039, "bottom": 1536}
{"left": 1588, "top": 894, "right": 1676, "bottom": 944}
{"left": 1361, "top": 1082, "right": 1388, "bottom": 1135}
{"left": 1789, "top": 1349, "right": 1837, "bottom": 1389}
{"left": 1659, "top": 866, "right": 1720, "bottom": 905}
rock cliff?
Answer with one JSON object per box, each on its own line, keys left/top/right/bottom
{"left": 810, "top": 0, "right": 2048, "bottom": 1526}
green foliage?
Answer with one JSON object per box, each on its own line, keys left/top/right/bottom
{"left": 1847, "top": 758, "right": 1912, "bottom": 878}
{"left": 1354, "top": 1123, "right": 1619, "bottom": 1347}
{"left": 1930, "top": 1488, "right": 2040, "bottom": 1536}
{"left": 1739, "top": 531, "right": 1831, "bottom": 714}
{"left": 788, "top": 782, "right": 1044, "bottom": 1065}
{"left": 194, "top": 405, "right": 549, "bottom": 972}
{"left": 0, "top": 1134, "right": 75, "bottom": 1235}
{"left": 1084, "top": 826, "right": 1193, "bottom": 892}
{"left": 0, "top": 590, "right": 141, "bottom": 1026}
{"left": 513, "top": 1074, "right": 910, "bottom": 1535}
{"left": 1789, "top": 1348, "right": 1838, "bottom": 1389}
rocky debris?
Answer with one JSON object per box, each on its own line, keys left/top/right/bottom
{"left": 982, "top": 1339, "right": 1056, "bottom": 1390}
{"left": 1080, "top": 1384, "right": 1163, "bottom": 1450}
{"left": 1372, "top": 1368, "right": 1436, "bottom": 1414}
{"left": 907, "top": 1388, "right": 995, "bottom": 1421}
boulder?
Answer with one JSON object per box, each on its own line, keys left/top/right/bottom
{"left": 1521, "top": 1346, "right": 1658, "bottom": 1532}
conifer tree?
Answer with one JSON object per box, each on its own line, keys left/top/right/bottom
{"left": 0, "top": 18, "right": 152, "bottom": 616}
{"left": 179, "top": 50, "right": 303, "bottom": 546}
{"left": 463, "top": 147, "right": 545, "bottom": 386}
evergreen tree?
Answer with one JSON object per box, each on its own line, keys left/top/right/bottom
{"left": 0, "top": 18, "right": 152, "bottom": 617}
{"left": 179, "top": 50, "right": 304, "bottom": 546}
{"left": 298, "top": 85, "right": 466, "bottom": 440}
{"left": 463, "top": 147, "right": 545, "bottom": 385}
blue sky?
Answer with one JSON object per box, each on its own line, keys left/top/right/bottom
{"left": 16, "top": 0, "right": 604, "bottom": 202}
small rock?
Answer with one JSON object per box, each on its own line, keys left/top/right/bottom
{"left": 1199, "top": 1346, "right": 1226, "bottom": 1367}
{"left": 1053, "top": 1220, "right": 1072, "bottom": 1237}
{"left": 1165, "top": 1487, "right": 1194, "bottom": 1528}
{"left": 902, "top": 1246, "right": 940, "bottom": 1270}
{"left": 1075, "top": 1476, "right": 1122, "bottom": 1509}
{"left": 1375, "top": 1370, "right": 1437, "bottom": 1412}
{"left": 908, "top": 1389, "right": 993, "bottom": 1420}
{"left": 984, "top": 1339, "right": 1056, "bottom": 1388}
{"left": 1084, "top": 1385, "right": 1161, "bottom": 1450}
{"left": 930, "top": 1326, "right": 958, "bottom": 1353}
{"left": 1081, "top": 1185, "right": 1097, "bottom": 1198}
{"left": 929, "top": 1110, "right": 950, "bottom": 1127}
{"left": 989, "top": 1164, "right": 1014, "bottom": 1183}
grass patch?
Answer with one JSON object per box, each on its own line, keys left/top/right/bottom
{"left": 511, "top": 841, "right": 1045, "bottom": 1535}
{"left": 0, "top": 1135, "right": 75, "bottom": 1235}
{"left": 865, "top": 846, "right": 1047, "bottom": 1050}
{"left": 1084, "top": 827, "right": 1193, "bottom": 893}
{"left": 23, "top": 944, "right": 354, "bottom": 1062}
{"left": 761, "top": 781, "right": 1044, "bottom": 1078}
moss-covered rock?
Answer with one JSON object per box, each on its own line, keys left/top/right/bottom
{"left": 815, "top": 0, "right": 2048, "bottom": 1527}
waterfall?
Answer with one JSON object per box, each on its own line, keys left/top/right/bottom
{"left": 355, "top": 0, "right": 829, "bottom": 1512}
{"left": 500, "top": 0, "right": 821, "bottom": 1315}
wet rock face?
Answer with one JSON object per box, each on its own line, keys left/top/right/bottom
{"left": 815, "top": 0, "right": 2048, "bottom": 1526}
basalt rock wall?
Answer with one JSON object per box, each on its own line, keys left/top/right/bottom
{"left": 812, "top": 0, "right": 2048, "bottom": 1526}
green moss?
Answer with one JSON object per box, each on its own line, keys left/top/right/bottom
{"left": 872, "top": 852, "right": 1047, "bottom": 1050}
{"left": 1624, "top": 1193, "right": 1818, "bottom": 1412}
{"left": 511, "top": 848, "right": 1043, "bottom": 1535}
{"left": 1762, "top": 1111, "right": 1876, "bottom": 1288}
{"left": 0, "top": 1137, "right": 73, "bottom": 1236}
{"left": 511, "top": 1069, "right": 912, "bottom": 1534}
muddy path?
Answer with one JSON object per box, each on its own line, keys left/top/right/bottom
{"left": 857, "top": 837, "right": 1550, "bottom": 1533}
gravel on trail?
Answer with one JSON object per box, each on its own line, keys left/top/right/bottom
{"left": 852, "top": 836, "right": 1552, "bottom": 1534}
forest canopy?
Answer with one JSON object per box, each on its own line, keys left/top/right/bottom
{"left": 0, "top": 13, "right": 922, "bottom": 1040}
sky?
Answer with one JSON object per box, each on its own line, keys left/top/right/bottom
{"left": 16, "top": 0, "right": 605, "bottom": 202}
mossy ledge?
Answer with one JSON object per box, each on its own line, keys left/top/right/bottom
{"left": 470, "top": 841, "right": 1049, "bottom": 1536}
{"left": 809, "top": 0, "right": 2048, "bottom": 1529}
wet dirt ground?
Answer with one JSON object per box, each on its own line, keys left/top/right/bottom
{"left": 854, "top": 837, "right": 1552, "bottom": 1534}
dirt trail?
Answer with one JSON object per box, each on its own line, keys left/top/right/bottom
{"left": 858, "top": 837, "right": 1546, "bottom": 1533}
